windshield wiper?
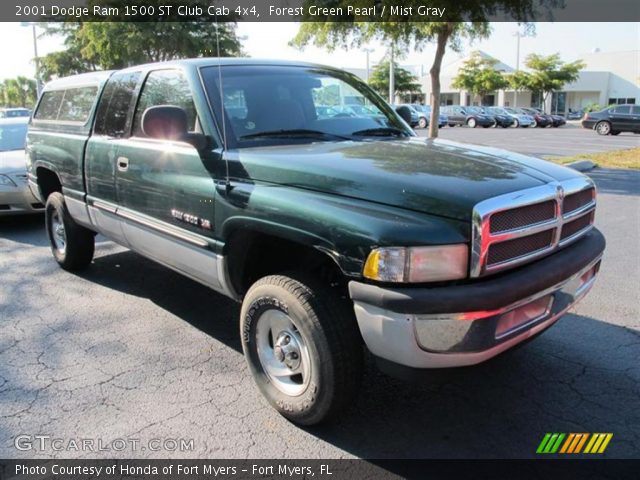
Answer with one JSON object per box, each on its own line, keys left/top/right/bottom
{"left": 240, "top": 129, "right": 350, "bottom": 141}
{"left": 350, "top": 127, "right": 407, "bottom": 137}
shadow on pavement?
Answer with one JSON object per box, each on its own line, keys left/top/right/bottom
{"left": 588, "top": 168, "right": 640, "bottom": 197}
{"left": 0, "top": 214, "right": 47, "bottom": 247}
{"left": 74, "top": 247, "right": 639, "bottom": 459}
{"left": 81, "top": 249, "right": 242, "bottom": 354}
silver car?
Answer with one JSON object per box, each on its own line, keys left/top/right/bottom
{"left": 492, "top": 107, "right": 534, "bottom": 128}
{"left": 0, "top": 118, "right": 44, "bottom": 215}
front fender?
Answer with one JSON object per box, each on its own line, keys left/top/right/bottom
{"left": 217, "top": 182, "right": 469, "bottom": 277}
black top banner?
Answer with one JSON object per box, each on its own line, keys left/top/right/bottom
{"left": 7, "top": 0, "right": 640, "bottom": 22}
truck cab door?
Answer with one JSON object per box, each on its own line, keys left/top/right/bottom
{"left": 114, "top": 69, "right": 222, "bottom": 289}
{"left": 85, "top": 71, "right": 142, "bottom": 246}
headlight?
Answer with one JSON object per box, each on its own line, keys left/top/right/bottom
{"left": 0, "top": 174, "right": 17, "bottom": 187}
{"left": 363, "top": 245, "right": 468, "bottom": 283}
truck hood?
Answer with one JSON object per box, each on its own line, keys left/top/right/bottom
{"left": 228, "top": 138, "right": 581, "bottom": 222}
{"left": 0, "top": 149, "right": 26, "bottom": 174}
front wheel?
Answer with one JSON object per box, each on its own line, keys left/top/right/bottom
{"left": 418, "top": 117, "right": 428, "bottom": 129}
{"left": 45, "top": 192, "right": 95, "bottom": 271}
{"left": 513, "top": 119, "right": 520, "bottom": 128}
{"left": 596, "top": 121, "right": 611, "bottom": 135}
{"left": 240, "top": 274, "right": 363, "bottom": 425}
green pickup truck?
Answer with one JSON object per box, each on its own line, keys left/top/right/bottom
{"left": 26, "top": 59, "right": 605, "bottom": 425}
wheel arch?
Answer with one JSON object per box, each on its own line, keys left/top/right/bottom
{"left": 35, "top": 165, "right": 63, "bottom": 201}
{"left": 221, "top": 220, "right": 352, "bottom": 297}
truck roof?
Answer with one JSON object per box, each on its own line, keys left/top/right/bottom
{"left": 43, "top": 70, "right": 114, "bottom": 92}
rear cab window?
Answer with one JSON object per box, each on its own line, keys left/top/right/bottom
{"left": 34, "top": 86, "right": 98, "bottom": 123}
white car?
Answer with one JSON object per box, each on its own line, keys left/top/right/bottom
{"left": 0, "top": 118, "right": 44, "bottom": 215}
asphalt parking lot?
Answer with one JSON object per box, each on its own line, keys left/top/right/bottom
{"left": 418, "top": 122, "right": 640, "bottom": 157}
{"left": 1, "top": 135, "right": 639, "bottom": 460}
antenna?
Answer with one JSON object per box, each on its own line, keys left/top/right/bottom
{"left": 214, "top": 15, "right": 230, "bottom": 188}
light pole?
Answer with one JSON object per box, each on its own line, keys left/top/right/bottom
{"left": 363, "top": 48, "right": 373, "bottom": 83}
{"left": 388, "top": 43, "right": 395, "bottom": 104}
{"left": 21, "top": 22, "right": 41, "bottom": 96}
{"left": 512, "top": 30, "right": 530, "bottom": 108}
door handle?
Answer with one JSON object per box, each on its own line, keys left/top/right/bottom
{"left": 117, "top": 156, "right": 129, "bottom": 172}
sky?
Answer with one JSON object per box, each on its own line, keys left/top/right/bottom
{"left": 1, "top": 22, "right": 638, "bottom": 81}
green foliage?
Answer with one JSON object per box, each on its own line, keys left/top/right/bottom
{"left": 505, "top": 70, "right": 531, "bottom": 92}
{"left": 0, "top": 77, "right": 38, "bottom": 108}
{"left": 290, "top": 0, "right": 561, "bottom": 137}
{"left": 312, "top": 84, "right": 341, "bottom": 106}
{"left": 451, "top": 51, "right": 508, "bottom": 103}
{"left": 368, "top": 60, "right": 421, "bottom": 97}
{"left": 40, "top": 10, "right": 244, "bottom": 80}
{"left": 524, "top": 53, "right": 585, "bottom": 103}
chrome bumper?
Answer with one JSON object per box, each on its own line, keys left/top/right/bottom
{"left": 351, "top": 255, "right": 602, "bottom": 369}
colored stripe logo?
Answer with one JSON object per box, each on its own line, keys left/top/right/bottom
{"left": 536, "top": 433, "right": 613, "bottom": 454}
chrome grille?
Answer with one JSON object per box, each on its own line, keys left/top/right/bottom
{"left": 490, "top": 200, "right": 556, "bottom": 233}
{"left": 563, "top": 188, "right": 594, "bottom": 215}
{"left": 471, "top": 178, "right": 596, "bottom": 277}
{"left": 560, "top": 211, "right": 594, "bottom": 242}
{"left": 487, "top": 229, "right": 555, "bottom": 265}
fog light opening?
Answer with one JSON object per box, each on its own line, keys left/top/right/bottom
{"left": 495, "top": 295, "right": 553, "bottom": 339}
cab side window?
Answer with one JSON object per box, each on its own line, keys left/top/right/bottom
{"left": 132, "top": 70, "right": 198, "bottom": 137}
{"left": 94, "top": 71, "right": 141, "bottom": 138}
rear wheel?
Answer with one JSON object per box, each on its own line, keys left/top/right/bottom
{"left": 240, "top": 274, "right": 363, "bottom": 425}
{"left": 532, "top": 119, "right": 538, "bottom": 128}
{"left": 45, "top": 192, "right": 94, "bottom": 271}
{"left": 418, "top": 117, "right": 428, "bottom": 129}
{"left": 596, "top": 121, "right": 611, "bottom": 135}
{"left": 467, "top": 118, "right": 477, "bottom": 128}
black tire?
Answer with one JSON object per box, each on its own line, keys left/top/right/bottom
{"left": 448, "top": 123, "right": 456, "bottom": 127}
{"left": 45, "top": 192, "right": 95, "bottom": 271}
{"left": 610, "top": 130, "right": 621, "bottom": 136}
{"left": 595, "top": 121, "right": 611, "bottom": 135}
{"left": 418, "top": 117, "right": 428, "bottom": 129}
{"left": 240, "top": 274, "right": 363, "bottom": 425}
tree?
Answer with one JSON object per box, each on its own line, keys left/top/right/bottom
{"left": 292, "top": 1, "right": 560, "bottom": 138}
{"left": 40, "top": 16, "right": 243, "bottom": 80}
{"left": 451, "top": 51, "right": 508, "bottom": 105}
{"left": 505, "top": 70, "right": 531, "bottom": 107}
{"left": 524, "top": 53, "right": 584, "bottom": 109}
{"left": 0, "top": 77, "right": 37, "bottom": 108}
{"left": 368, "top": 59, "right": 421, "bottom": 99}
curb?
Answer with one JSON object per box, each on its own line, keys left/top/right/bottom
{"left": 566, "top": 160, "right": 597, "bottom": 172}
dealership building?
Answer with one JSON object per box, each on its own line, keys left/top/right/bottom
{"left": 418, "top": 49, "right": 640, "bottom": 114}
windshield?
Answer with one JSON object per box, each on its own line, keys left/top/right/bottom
{"left": 201, "top": 65, "right": 412, "bottom": 147}
{"left": 466, "top": 106, "right": 485, "bottom": 115}
{"left": 0, "top": 123, "right": 28, "bottom": 151}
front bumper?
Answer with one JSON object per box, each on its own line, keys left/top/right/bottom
{"left": 349, "top": 229, "right": 605, "bottom": 369}
{"left": 0, "top": 174, "right": 44, "bottom": 216}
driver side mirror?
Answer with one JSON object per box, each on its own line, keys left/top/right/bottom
{"left": 142, "top": 105, "right": 209, "bottom": 150}
{"left": 395, "top": 105, "right": 413, "bottom": 125}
